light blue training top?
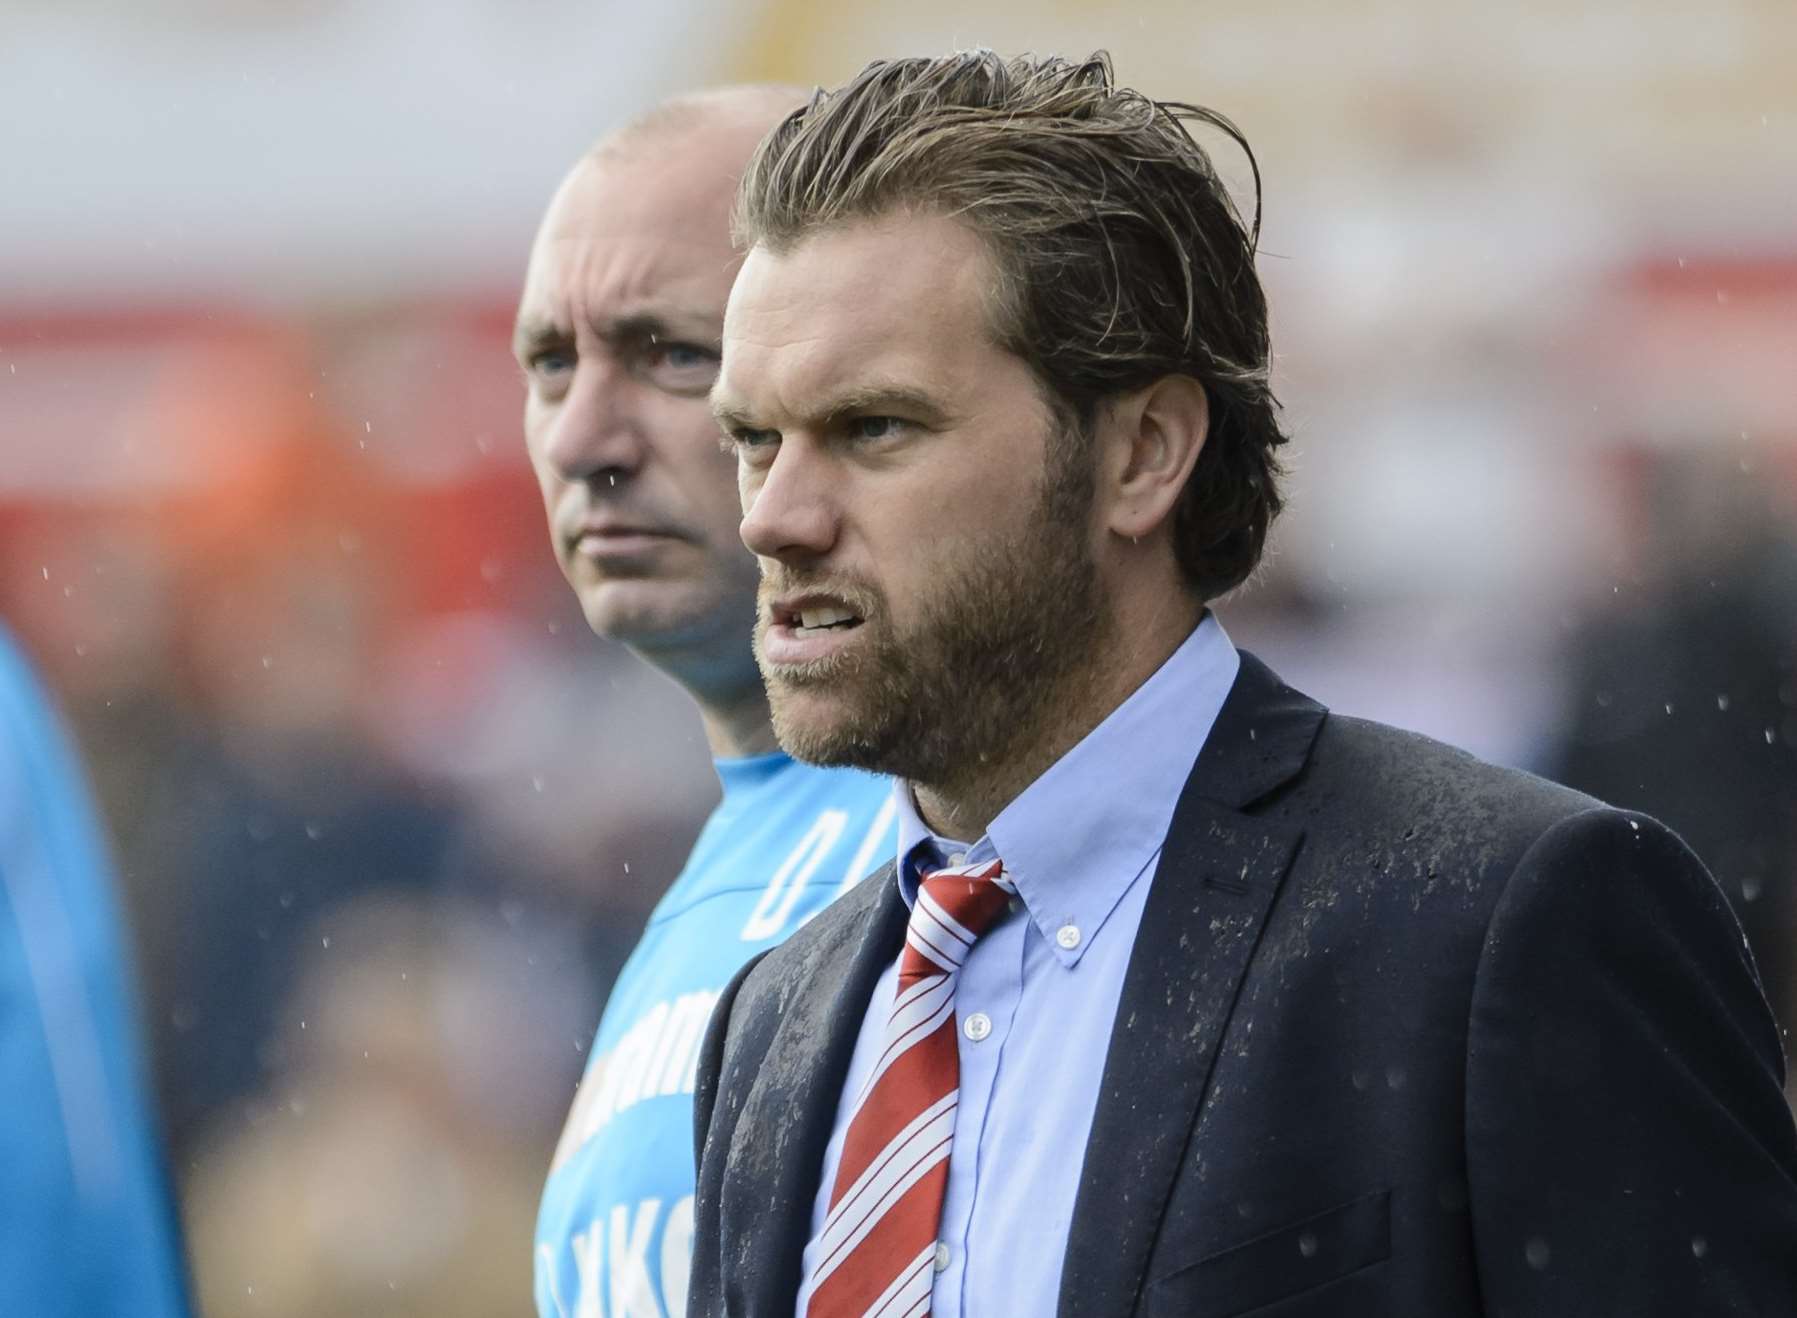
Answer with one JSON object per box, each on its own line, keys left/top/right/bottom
{"left": 535, "top": 750, "right": 895, "bottom": 1318}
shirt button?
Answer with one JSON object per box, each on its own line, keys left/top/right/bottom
{"left": 946, "top": 850, "right": 967, "bottom": 867}
{"left": 933, "top": 1242, "right": 952, "bottom": 1273}
{"left": 1056, "top": 924, "right": 1082, "bottom": 950}
{"left": 963, "top": 1012, "right": 992, "bottom": 1042}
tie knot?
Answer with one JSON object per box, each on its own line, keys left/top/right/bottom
{"left": 904, "top": 859, "right": 1013, "bottom": 980}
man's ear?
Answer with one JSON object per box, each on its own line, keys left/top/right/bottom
{"left": 1100, "top": 375, "right": 1209, "bottom": 541}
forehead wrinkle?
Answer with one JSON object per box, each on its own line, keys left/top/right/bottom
{"left": 723, "top": 306, "right": 971, "bottom": 425}
{"left": 521, "top": 237, "right": 730, "bottom": 347}
{"left": 719, "top": 217, "right": 1009, "bottom": 434}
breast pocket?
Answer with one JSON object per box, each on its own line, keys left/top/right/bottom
{"left": 1143, "top": 1189, "right": 1390, "bottom": 1318}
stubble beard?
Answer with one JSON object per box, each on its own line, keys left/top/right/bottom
{"left": 758, "top": 447, "right": 1111, "bottom": 799}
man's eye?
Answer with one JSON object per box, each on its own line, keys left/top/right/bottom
{"left": 731, "top": 427, "right": 779, "bottom": 449}
{"left": 656, "top": 342, "right": 713, "bottom": 370}
{"left": 851, "top": 416, "right": 907, "bottom": 441}
{"left": 641, "top": 340, "right": 720, "bottom": 395}
{"left": 527, "top": 348, "right": 575, "bottom": 378}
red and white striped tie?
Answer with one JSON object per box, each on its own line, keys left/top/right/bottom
{"left": 803, "top": 858, "right": 1014, "bottom": 1318}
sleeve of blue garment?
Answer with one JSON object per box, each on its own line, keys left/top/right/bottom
{"left": 0, "top": 629, "right": 191, "bottom": 1318}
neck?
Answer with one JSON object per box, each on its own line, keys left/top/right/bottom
{"left": 912, "top": 584, "right": 1204, "bottom": 842}
{"left": 693, "top": 680, "right": 778, "bottom": 759}
{"left": 628, "top": 630, "right": 779, "bottom": 760}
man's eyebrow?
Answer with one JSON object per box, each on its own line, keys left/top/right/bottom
{"left": 603, "top": 311, "right": 719, "bottom": 348}
{"left": 512, "top": 314, "right": 566, "bottom": 360}
{"left": 516, "top": 309, "right": 720, "bottom": 360}
{"left": 816, "top": 384, "right": 951, "bottom": 430}
{"left": 711, "top": 382, "right": 953, "bottom": 433}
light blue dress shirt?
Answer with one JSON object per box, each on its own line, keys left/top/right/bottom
{"left": 794, "top": 614, "right": 1239, "bottom": 1317}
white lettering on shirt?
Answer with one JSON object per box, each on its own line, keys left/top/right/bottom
{"left": 608, "top": 1198, "right": 660, "bottom": 1317}
{"left": 549, "top": 991, "right": 720, "bottom": 1174}
{"left": 538, "top": 1195, "right": 696, "bottom": 1318}
{"left": 740, "top": 810, "right": 848, "bottom": 941}
{"left": 829, "top": 794, "right": 899, "bottom": 903}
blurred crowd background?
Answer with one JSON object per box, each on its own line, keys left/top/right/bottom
{"left": 3, "top": 1, "right": 1794, "bottom": 1314}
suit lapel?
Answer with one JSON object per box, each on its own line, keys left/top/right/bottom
{"left": 1059, "top": 652, "right": 1324, "bottom": 1318}
{"left": 723, "top": 864, "right": 908, "bottom": 1316}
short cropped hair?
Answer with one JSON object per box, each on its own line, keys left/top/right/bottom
{"left": 736, "top": 51, "right": 1287, "bottom": 600}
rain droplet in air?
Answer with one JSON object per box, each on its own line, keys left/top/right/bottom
{"left": 1692, "top": 1236, "right": 1708, "bottom": 1259}
{"left": 1297, "top": 1232, "right": 1318, "bottom": 1258}
{"left": 1524, "top": 1237, "right": 1551, "bottom": 1270}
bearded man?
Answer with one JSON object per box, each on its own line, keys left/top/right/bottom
{"left": 691, "top": 52, "right": 1797, "bottom": 1318}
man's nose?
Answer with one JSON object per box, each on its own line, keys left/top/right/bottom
{"left": 540, "top": 360, "right": 645, "bottom": 485}
{"left": 739, "top": 443, "right": 839, "bottom": 563}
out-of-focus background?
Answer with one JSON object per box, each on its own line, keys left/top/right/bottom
{"left": 3, "top": 1, "right": 1793, "bottom": 1313}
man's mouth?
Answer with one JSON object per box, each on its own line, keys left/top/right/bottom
{"left": 790, "top": 605, "right": 863, "bottom": 638}
{"left": 761, "top": 594, "right": 870, "bottom": 666}
{"left": 568, "top": 523, "right": 680, "bottom": 561}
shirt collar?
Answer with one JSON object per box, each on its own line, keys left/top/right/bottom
{"left": 894, "top": 612, "right": 1240, "bottom": 967}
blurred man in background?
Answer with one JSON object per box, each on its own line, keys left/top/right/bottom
{"left": 0, "top": 623, "right": 190, "bottom": 1317}
{"left": 1549, "top": 453, "right": 1797, "bottom": 1069}
{"left": 516, "top": 88, "right": 897, "bottom": 1318}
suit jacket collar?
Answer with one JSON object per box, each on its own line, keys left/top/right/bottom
{"left": 1183, "top": 650, "right": 1328, "bottom": 810}
{"left": 1059, "top": 650, "right": 1325, "bottom": 1318}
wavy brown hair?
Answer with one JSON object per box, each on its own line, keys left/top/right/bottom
{"left": 735, "top": 50, "right": 1287, "bottom": 600}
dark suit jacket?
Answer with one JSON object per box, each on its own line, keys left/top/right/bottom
{"left": 691, "top": 653, "right": 1797, "bottom": 1316}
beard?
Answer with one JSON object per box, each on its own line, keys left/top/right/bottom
{"left": 755, "top": 437, "right": 1111, "bottom": 792}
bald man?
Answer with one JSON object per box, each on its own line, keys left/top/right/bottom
{"left": 516, "top": 91, "right": 896, "bottom": 1317}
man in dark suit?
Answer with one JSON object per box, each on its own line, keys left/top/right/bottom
{"left": 692, "top": 51, "right": 1797, "bottom": 1317}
